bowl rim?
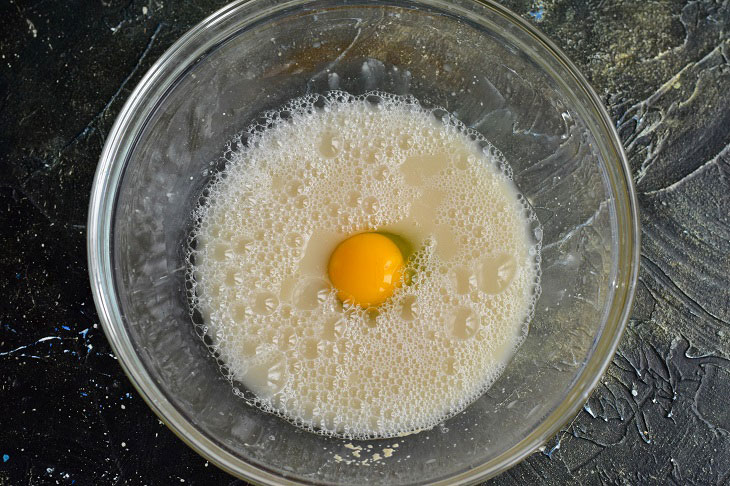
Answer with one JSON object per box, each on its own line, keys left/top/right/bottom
{"left": 87, "top": 0, "right": 640, "bottom": 484}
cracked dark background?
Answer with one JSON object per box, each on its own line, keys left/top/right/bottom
{"left": 1, "top": 0, "right": 729, "bottom": 484}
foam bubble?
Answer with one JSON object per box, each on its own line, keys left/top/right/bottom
{"left": 186, "top": 91, "right": 541, "bottom": 440}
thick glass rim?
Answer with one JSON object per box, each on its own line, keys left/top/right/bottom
{"left": 87, "top": 0, "right": 640, "bottom": 484}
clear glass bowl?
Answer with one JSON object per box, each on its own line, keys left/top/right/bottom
{"left": 87, "top": 0, "right": 639, "bottom": 484}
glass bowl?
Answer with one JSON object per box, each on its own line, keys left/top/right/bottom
{"left": 87, "top": 0, "right": 639, "bottom": 484}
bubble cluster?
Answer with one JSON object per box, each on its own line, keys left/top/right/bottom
{"left": 186, "top": 91, "right": 541, "bottom": 440}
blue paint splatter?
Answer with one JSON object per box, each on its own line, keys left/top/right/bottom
{"left": 79, "top": 328, "right": 90, "bottom": 338}
{"left": 15, "top": 273, "right": 21, "bottom": 279}
{"left": 544, "top": 438, "right": 561, "bottom": 459}
{"left": 528, "top": 1, "right": 546, "bottom": 21}
{"left": 61, "top": 325, "right": 71, "bottom": 331}
{"left": 80, "top": 392, "right": 88, "bottom": 397}
{"left": 2, "top": 323, "right": 18, "bottom": 334}
{"left": 2, "top": 454, "right": 9, "bottom": 462}
{"left": 529, "top": 8, "right": 544, "bottom": 21}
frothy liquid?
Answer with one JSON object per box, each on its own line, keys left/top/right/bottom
{"left": 187, "top": 92, "right": 541, "bottom": 439}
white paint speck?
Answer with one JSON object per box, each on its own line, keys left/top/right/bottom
{"left": 26, "top": 19, "right": 37, "bottom": 38}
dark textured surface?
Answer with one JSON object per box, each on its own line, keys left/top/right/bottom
{"left": 1, "top": 0, "right": 729, "bottom": 484}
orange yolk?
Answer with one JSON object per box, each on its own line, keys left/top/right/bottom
{"left": 328, "top": 232, "right": 404, "bottom": 307}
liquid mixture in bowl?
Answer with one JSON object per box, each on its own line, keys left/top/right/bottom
{"left": 187, "top": 92, "right": 541, "bottom": 439}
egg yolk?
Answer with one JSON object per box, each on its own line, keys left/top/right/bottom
{"left": 328, "top": 232, "right": 404, "bottom": 307}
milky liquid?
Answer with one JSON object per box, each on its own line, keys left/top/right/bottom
{"left": 187, "top": 91, "right": 541, "bottom": 439}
